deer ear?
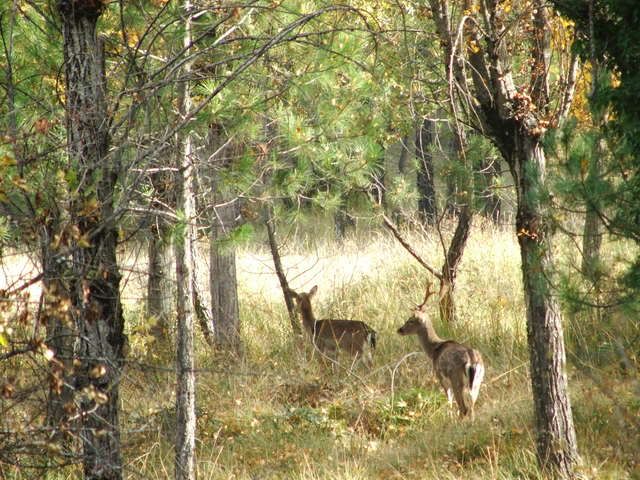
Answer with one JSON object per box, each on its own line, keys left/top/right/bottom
{"left": 309, "top": 285, "right": 318, "bottom": 297}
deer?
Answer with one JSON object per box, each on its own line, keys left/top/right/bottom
{"left": 288, "top": 285, "right": 377, "bottom": 369}
{"left": 397, "top": 282, "right": 485, "bottom": 419}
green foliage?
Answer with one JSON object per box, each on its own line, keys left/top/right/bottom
{"left": 553, "top": 0, "right": 640, "bottom": 299}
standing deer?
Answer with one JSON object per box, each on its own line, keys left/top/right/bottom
{"left": 288, "top": 286, "right": 377, "bottom": 369}
{"left": 397, "top": 283, "right": 484, "bottom": 419}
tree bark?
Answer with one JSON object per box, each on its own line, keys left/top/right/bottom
{"left": 415, "top": 118, "right": 437, "bottom": 224}
{"left": 206, "top": 124, "right": 241, "bottom": 350}
{"left": 147, "top": 216, "right": 172, "bottom": 339}
{"left": 175, "top": 1, "right": 197, "bottom": 478}
{"left": 398, "top": 134, "right": 411, "bottom": 174}
{"left": 582, "top": 170, "right": 602, "bottom": 280}
{"left": 581, "top": 17, "right": 604, "bottom": 282}
{"left": 58, "top": 2, "right": 126, "bottom": 478}
{"left": 438, "top": 205, "right": 472, "bottom": 323}
{"left": 512, "top": 135, "right": 579, "bottom": 477}
{"left": 43, "top": 235, "right": 75, "bottom": 442}
{"left": 334, "top": 195, "right": 354, "bottom": 241}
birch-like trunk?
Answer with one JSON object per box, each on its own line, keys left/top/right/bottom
{"left": 175, "top": 1, "right": 196, "bottom": 478}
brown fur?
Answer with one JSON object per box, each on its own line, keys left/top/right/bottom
{"left": 289, "top": 286, "right": 376, "bottom": 369}
{"left": 397, "top": 308, "right": 485, "bottom": 418}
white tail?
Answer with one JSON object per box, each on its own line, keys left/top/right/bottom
{"left": 289, "top": 286, "right": 377, "bottom": 369}
{"left": 397, "top": 282, "right": 484, "bottom": 419}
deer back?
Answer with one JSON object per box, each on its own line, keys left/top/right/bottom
{"left": 314, "top": 319, "right": 376, "bottom": 355}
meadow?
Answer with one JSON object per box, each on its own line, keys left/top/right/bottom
{"left": 112, "top": 219, "right": 638, "bottom": 480}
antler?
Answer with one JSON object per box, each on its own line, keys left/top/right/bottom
{"left": 417, "top": 280, "right": 437, "bottom": 311}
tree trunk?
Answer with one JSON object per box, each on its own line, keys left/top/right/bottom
{"left": 207, "top": 125, "right": 241, "bottom": 349}
{"left": 147, "top": 218, "right": 172, "bottom": 339}
{"left": 582, "top": 188, "right": 602, "bottom": 280}
{"left": 426, "top": 0, "right": 580, "bottom": 475}
{"left": 438, "top": 205, "right": 472, "bottom": 323}
{"left": 512, "top": 133, "right": 579, "bottom": 478}
{"left": 581, "top": 44, "right": 605, "bottom": 281}
{"left": 59, "top": 3, "right": 125, "bottom": 478}
{"left": 398, "top": 134, "right": 411, "bottom": 175}
{"left": 175, "top": 2, "right": 196, "bottom": 478}
{"left": 265, "top": 205, "right": 300, "bottom": 334}
{"left": 43, "top": 236, "right": 75, "bottom": 442}
{"left": 444, "top": 123, "right": 462, "bottom": 216}
{"left": 334, "top": 196, "right": 354, "bottom": 240}
{"left": 210, "top": 201, "right": 241, "bottom": 348}
{"left": 415, "top": 118, "right": 437, "bottom": 224}
{"left": 480, "top": 157, "right": 502, "bottom": 223}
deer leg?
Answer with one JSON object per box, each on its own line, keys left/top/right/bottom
{"left": 439, "top": 376, "right": 455, "bottom": 418}
{"left": 463, "top": 388, "right": 475, "bottom": 421}
{"left": 452, "top": 378, "right": 469, "bottom": 418}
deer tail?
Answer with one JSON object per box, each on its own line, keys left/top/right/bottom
{"left": 466, "top": 358, "right": 484, "bottom": 403}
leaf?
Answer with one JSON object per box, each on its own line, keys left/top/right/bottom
{"left": 0, "top": 332, "right": 8, "bottom": 347}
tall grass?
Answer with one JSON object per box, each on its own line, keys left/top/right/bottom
{"left": 1, "top": 220, "right": 637, "bottom": 479}
{"left": 114, "top": 221, "right": 638, "bottom": 479}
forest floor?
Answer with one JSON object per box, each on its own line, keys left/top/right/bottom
{"left": 117, "top": 222, "right": 638, "bottom": 480}
{"left": 1, "top": 221, "right": 638, "bottom": 479}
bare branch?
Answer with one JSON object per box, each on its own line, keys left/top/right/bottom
{"left": 381, "top": 214, "right": 443, "bottom": 281}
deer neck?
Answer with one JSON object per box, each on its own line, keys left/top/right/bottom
{"left": 298, "top": 301, "right": 317, "bottom": 334}
{"left": 417, "top": 321, "right": 444, "bottom": 360}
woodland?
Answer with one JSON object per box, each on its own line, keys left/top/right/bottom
{"left": 0, "top": 0, "right": 639, "bottom": 479}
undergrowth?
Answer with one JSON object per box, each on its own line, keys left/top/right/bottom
{"left": 115, "top": 223, "right": 639, "bottom": 479}
{"left": 2, "top": 221, "right": 637, "bottom": 479}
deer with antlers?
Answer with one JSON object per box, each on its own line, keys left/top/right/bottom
{"left": 288, "top": 285, "right": 376, "bottom": 369}
{"left": 397, "top": 282, "right": 484, "bottom": 419}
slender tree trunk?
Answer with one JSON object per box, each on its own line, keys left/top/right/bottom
{"left": 444, "top": 123, "right": 462, "bottom": 216}
{"left": 581, "top": 16, "right": 604, "bottom": 282}
{"left": 438, "top": 119, "right": 472, "bottom": 324}
{"left": 511, "top": 132, "right": 579, "bottom": 478}
{"left": 147, "top": 218, "right": 172, "bottom": 338}
{"left": 334, "top": 196, "right": 354, "bottom": 240}
{"left": 265, "top": 206, "right": 300, "bottom": 334}
{"left": 582, "top": 170, "right": 602, "bottom": 280}
{"left": 175, "top": 2, "right": 196, "bottom": 478}
{"left": 480, "top": 157, "right": 502, "bottom": 223}
{"left": 59, "top": 3, "right": 125, "bottom": 478}
{"left": 416, "top": 118, "right": 437, "bottom": 224}
{"left": 371, "top": 148, "right": 387, "bottom": 208}
{"left": 438, "top": 205, "right": 472, "bottom": 323}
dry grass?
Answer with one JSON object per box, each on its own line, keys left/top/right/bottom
{"left": 115, "top": 221, "right": 637, "bottom": 479}
{"left": 1, "top": 219, "right": 638, "bottom": 479}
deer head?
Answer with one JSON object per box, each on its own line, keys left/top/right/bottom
{"left": 397, "top": 281, "right": 437, "bottom": 335}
